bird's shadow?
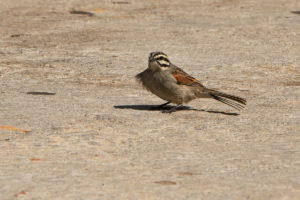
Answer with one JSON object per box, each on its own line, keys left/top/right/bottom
{"left": 114, "top": 104, "right": 239, "bottom": 116}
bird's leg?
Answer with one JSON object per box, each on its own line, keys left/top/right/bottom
{"left": 150, "top": 102, "right": 170, "bottom": 110}
{"left": 161, "top": 105, "right": 182, "bottom": 113}
{"left": 157, "top": 101, "right": 171, "bottom": 108}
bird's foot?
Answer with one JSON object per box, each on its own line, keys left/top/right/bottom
{"left": 161, "top": 105, "right": 181, "bottom": 113}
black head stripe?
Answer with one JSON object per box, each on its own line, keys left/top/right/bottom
{"left": 159, "top": 63, "right": 170, "bottom": 67}
{"left": 155, "top": 56, "right": 169, "bottom": 62}
{"left": 151, "top": 51, "right": 167, "bottom": 57}
{"left": 149, "top": 52, "right": 167, "bottom": 60}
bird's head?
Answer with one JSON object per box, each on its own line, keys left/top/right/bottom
{"left": 148, "top": 51, "right": 171, "bottom": 71}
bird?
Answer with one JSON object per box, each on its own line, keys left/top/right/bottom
{"left": 136, "top": 51, "right": 246, "bottom": 113}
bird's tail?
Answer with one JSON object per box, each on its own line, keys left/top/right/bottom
{"left": 208, "top": 89, "right": 247, "bottom": 110}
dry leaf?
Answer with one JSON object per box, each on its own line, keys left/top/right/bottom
{"left": 155, "top": 180, "right": 176, "bottom": 185}
{"left": 93, "top": 9, "right": 104, "bottom": 13}
{"left": 0, "top": 126, "right": 29, "bottom": 133}
{"left": 29, "top": 158, "right": 40, "bottom": 161}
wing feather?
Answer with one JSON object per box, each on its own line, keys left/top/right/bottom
{"left": 171, "top": 67, "right": 204, "bottom": 87}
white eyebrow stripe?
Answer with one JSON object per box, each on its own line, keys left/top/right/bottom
{"left": 154, "top": 54, "right": 168, "bottom": 59}
{"left": 157, "top": 60, "right": 170, "bottom": 66}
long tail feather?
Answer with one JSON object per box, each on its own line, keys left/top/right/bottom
{"left": 209, "top": 90, "right": 246, "bottom": 110}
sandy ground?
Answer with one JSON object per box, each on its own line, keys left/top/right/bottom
{"left": 0, "top": 0, "right": 299, "bottom": 199}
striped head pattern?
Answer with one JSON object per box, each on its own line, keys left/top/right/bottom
{"left": 148, "top": 52, "right": 171, "bottom": 67}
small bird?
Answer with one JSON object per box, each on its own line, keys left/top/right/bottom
{"left": 136, "top": 51, "right": 246, "bottom": 113}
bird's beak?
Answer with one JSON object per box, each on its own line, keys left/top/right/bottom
{"left": 149, "top": 57, "right": 154, "bottom": 63}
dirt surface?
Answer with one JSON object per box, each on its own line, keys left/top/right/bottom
{"left": 0, "top": 0, "right": 299, "bottom": 199}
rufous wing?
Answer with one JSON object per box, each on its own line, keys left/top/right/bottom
{"left": 171, "top": 68, "right": 204, "bottom": 87}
